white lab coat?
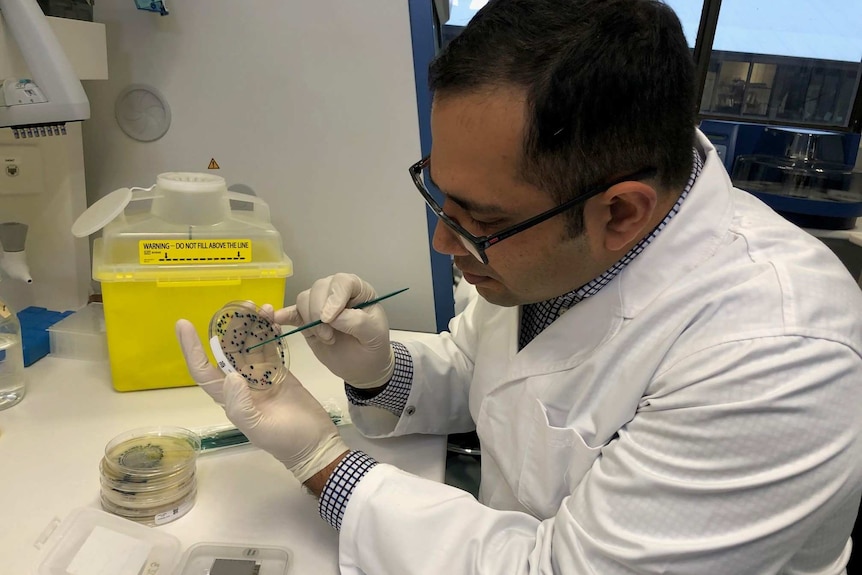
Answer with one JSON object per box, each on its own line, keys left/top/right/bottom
{"left": 341, "top": 132, "right": 862, "bottom": 574}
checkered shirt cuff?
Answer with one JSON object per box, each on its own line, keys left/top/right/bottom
{"left": 318, "top": 450, "right": 378, "bottom": 530}
{"left": 344, "top": 341, "right": 414, "bottom": 416}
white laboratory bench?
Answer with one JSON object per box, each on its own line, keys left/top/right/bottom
{"left": 0, "top": 330, "right": 446, "bottom": 575}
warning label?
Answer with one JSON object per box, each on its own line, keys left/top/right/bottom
{"left": 139, "top": 239, "right": 252, "bottom": 265}
{"left": 208, "top": 158, "right": 220, "bottom": 169}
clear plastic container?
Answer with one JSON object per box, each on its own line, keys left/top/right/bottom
{"left": 0, "top": 295, "right": 25, "bottom": 410}
{"left": 47, "top": 303, "right": 107, "bottom": 361}
{"left": 35, "top": 507, "right": 182, "bottom": 575}
{"left": 730, "top": 126, "right": 862, "bottom": 230}
{"left": 34, "top": 507, "right": 292, "bottom": 575}
{"left": 95, "top": 173, "right": 289, "bottom": 276}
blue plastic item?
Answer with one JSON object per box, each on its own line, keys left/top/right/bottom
{"left": 18, "top": 306, "right": 73, "bottom": 366}
{"left": 134, "top": 0, "right": 168, "bottom": 15}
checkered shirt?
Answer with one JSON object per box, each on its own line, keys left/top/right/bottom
{"left": 344, "top": 341, "right": 414, "bottom": 415}
{"left": 317, "top": 450, "right": 377, "bottom": 530}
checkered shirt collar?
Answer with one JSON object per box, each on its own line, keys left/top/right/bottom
{"left": 519, "top": 147, "right": 705, "bottom": 350}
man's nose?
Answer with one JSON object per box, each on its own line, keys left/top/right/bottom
{"left": 431, "top": 218, "right": 471, "bottom": 257}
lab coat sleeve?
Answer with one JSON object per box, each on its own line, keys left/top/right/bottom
{"left": 348, "top": 294, "right": 484, "bottom": 438}
{"left": 338, "top": 336, "right": 862, "bottom": 575}
{"left": 339, "top": 464, "right": 542, "bottom": 575}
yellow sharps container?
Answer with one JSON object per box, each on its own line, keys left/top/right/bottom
{"left": 73, "top": 173, "right": 292, "bottom": 391}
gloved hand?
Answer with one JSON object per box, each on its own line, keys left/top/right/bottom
{"left": 274, "top": 273, "right": 395, "bottom": 390}
{"left": 176, "top": 319, "right": 349, "bottom": 484}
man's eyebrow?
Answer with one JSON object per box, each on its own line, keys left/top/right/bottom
{"left": 427, "top": 169, "right": 508, "bottom": 216}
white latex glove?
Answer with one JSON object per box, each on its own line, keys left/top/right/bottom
{"left": 176, "top": 319, "right": 349, "bottom": 484}
{"left": 275, "top": 273, "right": 395, "bottom": 390}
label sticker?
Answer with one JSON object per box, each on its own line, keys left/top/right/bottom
{"left": 139, "top": 239, "right": 252, "bottom": 265}
{"left": 0, "top": 304, "right": 10, "bottom": 319}
{"left": 154, "top": 497, "right": 195, "bottom": 525}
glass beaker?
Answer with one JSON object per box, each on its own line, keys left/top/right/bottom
{"left": 0, "top": 297, "right": 25, "bottom": 410}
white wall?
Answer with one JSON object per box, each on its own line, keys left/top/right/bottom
{"left": 81, "top": 1, "right": 437, "bottom": 332}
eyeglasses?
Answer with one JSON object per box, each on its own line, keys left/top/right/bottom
{"left": 409, "top": 156, "right": 657, "bottom": 264}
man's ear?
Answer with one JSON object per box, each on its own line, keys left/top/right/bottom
{"left": 585, "top": 182, "right": 658, "bottom": 253}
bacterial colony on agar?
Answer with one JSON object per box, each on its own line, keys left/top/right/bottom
{"left": 209, "top": 301, "right": 289, "bottom": 390}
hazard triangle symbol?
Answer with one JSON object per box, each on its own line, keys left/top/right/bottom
{"left": 208, "top": 158, "right": 220, "bottom": 169}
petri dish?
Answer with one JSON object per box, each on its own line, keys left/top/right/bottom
{"left": 208, "top": 300, "right": 289, "bottom": 390}
{"left": 100, "top": 463, "right": 196, "bottom": 495}
{"left": 101, "top": 473, "right": 196, "bottom": 510}
{"left": 103, "top": 426, "right": 200, "bottom": 477}
{"left": 99, "top": 457, "right": 195, "bottom": 490}
{"left": 100, "top": 485, "right": 197, "bottom": 526}
{"left": 99, "top": 426, "right": 200, "bottom": 526}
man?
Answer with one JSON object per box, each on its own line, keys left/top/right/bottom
{"left": 177, "top": 0, "right": 862, "bottom": 572}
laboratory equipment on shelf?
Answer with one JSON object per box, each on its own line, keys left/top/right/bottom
{"left": 0, "top": 0, "right": 90, "bottom": 137}
{"left": 700, "top": 120, "right": 862, "bottom": 230}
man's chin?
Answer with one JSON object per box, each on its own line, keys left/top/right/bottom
{"left": 473, "top": 282, "right": 520, "bottom": 307}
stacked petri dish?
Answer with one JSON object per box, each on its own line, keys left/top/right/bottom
{"left": 99, "top": 426, "right": 200, "bottom": 526}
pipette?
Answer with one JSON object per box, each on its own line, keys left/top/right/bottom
{"left": 245, "top": 287, "right": 409, "bottom": 352}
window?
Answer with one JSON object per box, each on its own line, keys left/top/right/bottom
{"left": 434, "top": 0, "right": 862, "bottom": 132}
{"left": 698, "top": 0, "right": 862, "bottom": 128}
{"left": 660, "top": 0, "right": 703, "bottom": 49}
{"left": 441, "top": 0, "right": 489, "bottom": 46}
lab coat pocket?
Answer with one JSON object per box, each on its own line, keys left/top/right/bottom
{"left": 518, "top": 398, "right": 602, "bottom": 519}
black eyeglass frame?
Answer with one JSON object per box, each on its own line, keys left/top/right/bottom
{"left": 409, "top": 156, "right": 657, "bottom": 265}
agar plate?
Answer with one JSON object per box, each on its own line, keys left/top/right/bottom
{"left": 208, "top": 300, "right": 289, "bottom": 390}
{"left": 100, "top": 486, "right": 198, "bottom": 526}
{"left": 101, "top": 470, "right": 196, "bottom": 508}
{"left": 99, "top": 426, "right": 200, "bottom": 526}
{"left": 103, "top": 426, "right": 200, "bottom": 477}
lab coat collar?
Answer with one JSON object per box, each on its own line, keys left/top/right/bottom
{"left": 503, "top": 130, "right": 732, "bottom": 378}
{"left": 503, "top": 285, "right": 623, "bottom": 380}
{"left": 618, "top": 130, "right": 733, "bottom": 318}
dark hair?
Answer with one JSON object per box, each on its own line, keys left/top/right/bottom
{"left": 429, "top": 0, "right": 696, "bottom": 235}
